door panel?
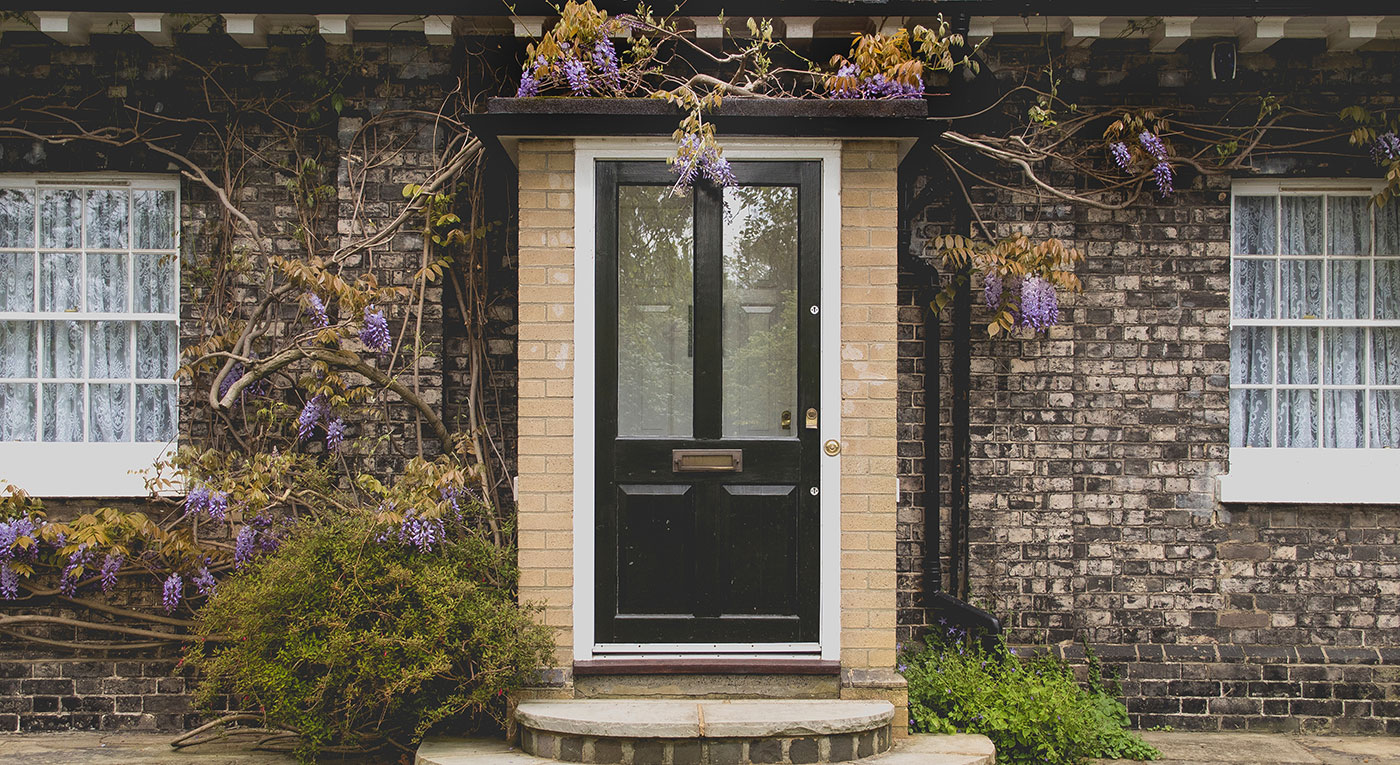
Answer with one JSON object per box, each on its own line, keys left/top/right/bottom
{"left": 616, "top": 484, "right": 695, "bottom": 615}
{"left": 597, "top": 161, "right": 821, "bottom": 646}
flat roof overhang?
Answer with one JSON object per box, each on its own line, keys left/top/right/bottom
{"left": 467, "top": 97, "right": 941, "bottom": 166}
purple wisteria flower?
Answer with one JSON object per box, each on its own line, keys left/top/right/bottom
{"left": 1109, "top": 141, "right": 1132, "bottom": 171}
{"left": 983, "top": 272, "right": 1003, "bottom": 310}
{"left": 59, "top": 545, "right": 92, "bottom": 597}
{"left": 0, "top": 516, "right": 36, "bottom": 559}
{"left": 1017, "top": 275, "right": 1059, "bottom": 331}
{"left": 325, "top": 418, "right": 346, "bottom": 452}
{"left": 184, "top": 486, "right": 209, "bottom": 516}
{"left": 377, "top": 506, "right": 446, "bottom": 554}
{"left": 297, "top": 394, "right": 328, "bottom": 441}
{"left": 829, "top": 63, "right": 923, "bottom": 99}
{"left": 193, "top": 565, "right": 217, "bottom": 597}
{"left": 1152, "top": 161, "right": 1175, "bottom": 197}
{"left": 219, "top": 363, "right": 243, "bottom": 398}
{"left": 1372, "top": 132, "right": 1400, "bottom": 163}
{"left": 360, "top": 306, "right": 391, "bottom": 354}
{"left": 562, "top": 58, "right": 589, "bottom": 95}
{"left": 516, "top": 67, "right": 540, "bottom": 98}
{"left": 161, "top": 573, "right": 182, "bottom": 614}
{"left": 1138, "top": 130, "right": 1167, "bottom": 161}
{"left": 0, "top": 561, "right": 17, "bottom": 599}
{"left": 306, "top": 293, "right": 330, "bottom": 328}
{"left": 672, "top": 133, "right": 736, "bottom": 190}
{"left": 234, "top": 525, "right": 257, "bottom": 569}
{"left": 592, "top": 38, "right": 620, "bottom": 91}
{"left": 99, "top": 552, "right": 122, "bottom": 593}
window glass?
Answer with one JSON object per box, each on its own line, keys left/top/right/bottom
{"left": 0, "top": 179, "right": 178, "bottom": 444}
{"left": 1230, "top": 190, "right": 1400, "bottom": 450}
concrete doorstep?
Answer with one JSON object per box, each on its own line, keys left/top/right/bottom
{"left": 415, "top": 733, "right": 995, "bottom": 765}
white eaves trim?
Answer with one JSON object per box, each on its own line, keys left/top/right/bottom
{"left": 1219, "top": 449, "right": 1400, "bottom": 504}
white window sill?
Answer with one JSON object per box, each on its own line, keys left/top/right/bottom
{"left": 0, "top": 442, "right": 176, "bottom": 497}
{"left": 1219, "top": 448, "right": 1400, "bottom": 504}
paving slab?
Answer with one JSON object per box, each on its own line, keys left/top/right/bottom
{"left": 0, "top": 732, "right": 297, "bottom": 765}
{"left": 1099, "top": 732, "right": 1400, "bottom": 765}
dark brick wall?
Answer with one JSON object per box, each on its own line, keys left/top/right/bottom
{"left": 897, "top": 37, "right": 1400, "bottom": 731}
{"left": 0, "top": 32, "right": 519, "bottom": 733}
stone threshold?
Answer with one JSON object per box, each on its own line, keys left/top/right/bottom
{"left": 416, "top": 733, "right": 995, "bottom": 765}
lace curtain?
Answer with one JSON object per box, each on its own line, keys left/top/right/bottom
{"left": 1231, "top": 194, "right": 1400, "bottom": 449}
{"left": 0, "top": 185, "right": 178, "bottom": 444}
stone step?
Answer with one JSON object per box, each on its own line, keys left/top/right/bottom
{"left": 514, "top": 699, "right": 894, "bottom": 763}
{"left": 416, "top": 733, "right": 995, "bottom": 765}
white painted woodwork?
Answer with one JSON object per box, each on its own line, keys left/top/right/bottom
{"left": 129, "top": 13, "right": 172, "bottom": 46}
{"left": 692, "top": 18, "right": 726, "bottom": 39}
{"left": 35, "top": 12, "right": 90, "bottom": 45}
{"left": 1327, "top": 16, "right": 1383, "bottom": 51}
{"left": 783, "top": 16, "right": 819, "bottom": 40}
{"left": 1150, "top": 16, "right": 1197, "bottom": 52}
{"left": 877, "top": 16, "right": 908, "bottom": 37}
{"left": 1062, "top": 16, "right": 1106, "bottom": 47}
{"left": 513, "top": 15, "right": 547, "bottom": 38}
{"left": 316, "top": 14, "right": 353, "bottom": 44}
{"left": 1237, "top": 17, "right": 1288, "bottom": 52}
{"left": 222, "top": 14, "right": 267, "bottom": 48}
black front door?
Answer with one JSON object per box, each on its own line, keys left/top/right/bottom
{"left": 596, "top": 161, "right": 821, "bottom": 645}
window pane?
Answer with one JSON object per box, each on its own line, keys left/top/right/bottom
{"left": 39, "top": 253, "right": 81, "bottom": 311}
{"left": 1379, "top": 260, "right": 1400, "bottom": 320}
{"left": 1324, "top": 390, "right": 1365, "bottom": 448}
{"left": 90, "top": 321, "right": 130, "bottom": 378}
{"left": 0, "top": 321, "right": 36, "bottom": 378}
{"left": 723, "top": 185, "right": 798, "bottom": 438}
{"left": 136, "top": 321, "right": 177, "bottom": 379}
{"left": 1230, "top": 389, "right": 1271, "bottom": 447}
{"left": 1379, "top": 198, "right": 1400, "bottom": 255}
{"left": 133, "top": 189, "right": 175, "bottom": 250}
{"left": 1328, "top": 259, "right": 1369, "bottom": 319}
{"left": 1373, "top": 328, "right": 1400, "bottom": 386}
{"left": 1233, "top": 259, "right": 1275, "bottom": 318}
{"left": 42, "top": 383, "right": 82, "bottom": 441}
{"left": 1324, "top": 327, "right": 1363, "bottom": 385}
{"left": 89, "top": 383, "right": 130, "bottom": 442}
{"left": 86, "top": 252, "right": 127, "bottom": 312}
{"left": 1328, "top": 196, "right": 1370, "bottom": 256}
{"left": 1280, "top": 196, "right": 1322, "bottom": 255}
{"left": 1234, "top": 196, "right": 1276, "bottom": 254}
{"left": 39, "top": 190, "right": 81, "bottom": 249}
{"left": 41, "top": 320, "right": 83, "bottom": 379}
{"left": 1231, "top": 327, "right": 1272, "bottom": 384}
{"left": 617, "top": 185, "right": 694, "bottom": 437}
{"left": 134, "top": 253, "right": 175, "bottom": 313}
{"left": 1276, "top": 389, "right": 1317, "bottom": 448}
{"left": 0, "top": 383, "right": 35, "bottom": 441}
{"left": 1277, "top": 328, "right": 1317, "bottom": 385}
{"left": 0, "top": 252, "right": 34, "bottom": 312}
{"left": 135, "top": 383, "right": 177, "bottom": 442}
{"left": 0, "top": 189, "right": 35, "bottom": 248}
{"left": 85, "top": 190, "right": 128, "bottom": 249}
{"left": 1279, "top": 259, "right": 1321, "bottom": 318}
{"left": 1371, "top": 391, "right": 1400, "bottom": 448}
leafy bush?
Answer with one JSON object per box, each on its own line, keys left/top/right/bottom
{"left": 186, "top": 512, "right": 554, "bottom": 763}
{"left": 903, "top": 633, "right": 1158, "bottom": 765}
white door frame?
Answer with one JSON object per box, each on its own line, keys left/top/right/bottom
{"left": 572, "top": 138, "right": 842, "bottom": 662}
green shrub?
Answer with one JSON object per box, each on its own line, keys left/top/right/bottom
{"left": 186, "top": 513, "right": 554, "bottom": 763}
{"left": 903, "top": 634, "right": 1158, "bottom": 765}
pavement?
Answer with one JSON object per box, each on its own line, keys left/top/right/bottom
{"left": 0, "top": 731, "right": 1396, "bottom": 764}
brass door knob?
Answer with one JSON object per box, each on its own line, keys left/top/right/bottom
{"left": 824, "top": 439, "right": 841, "bottom": 456}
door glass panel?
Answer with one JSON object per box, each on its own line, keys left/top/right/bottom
{"left": 617, "top": 185, "right": 694, "bottom": 437}
{"left": 722, "top": 186, "right": 798, "bottom": 437}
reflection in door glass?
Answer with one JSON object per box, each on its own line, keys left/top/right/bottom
{"left": 723, "top": 186, "right": 797, "bottom": 437}
{"left": 618, "top": 186, "right": 694, "bottom": 436}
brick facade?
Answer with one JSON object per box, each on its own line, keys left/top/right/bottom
{"left": 896, "top": 38, "right": 1400, "bottom": 733}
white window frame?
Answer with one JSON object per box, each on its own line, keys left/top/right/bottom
{"left": 571, "top": 139, "right": 842, "bottom": 661}
{"left": 1219, "top": 178, "right": 1400, "bottom": 504}
{"left": 0, "top": 174, "right": 179, "bottom": 497}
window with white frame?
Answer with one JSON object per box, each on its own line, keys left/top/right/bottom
{"left": 1223, "top": 180, "right": 1400, "bottom": 503}
{"left": 0, "top": 177, "right": 179, "bottom": 495}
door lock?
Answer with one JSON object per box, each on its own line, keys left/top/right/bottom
{"left": 824, "top": 439, "right": 841, "bottom": 456}
{"left": 804, "top": 408, "right": 819, "bottom": 429}
{"left": 781, "top": 410, "right": 792, "bottom": 430}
